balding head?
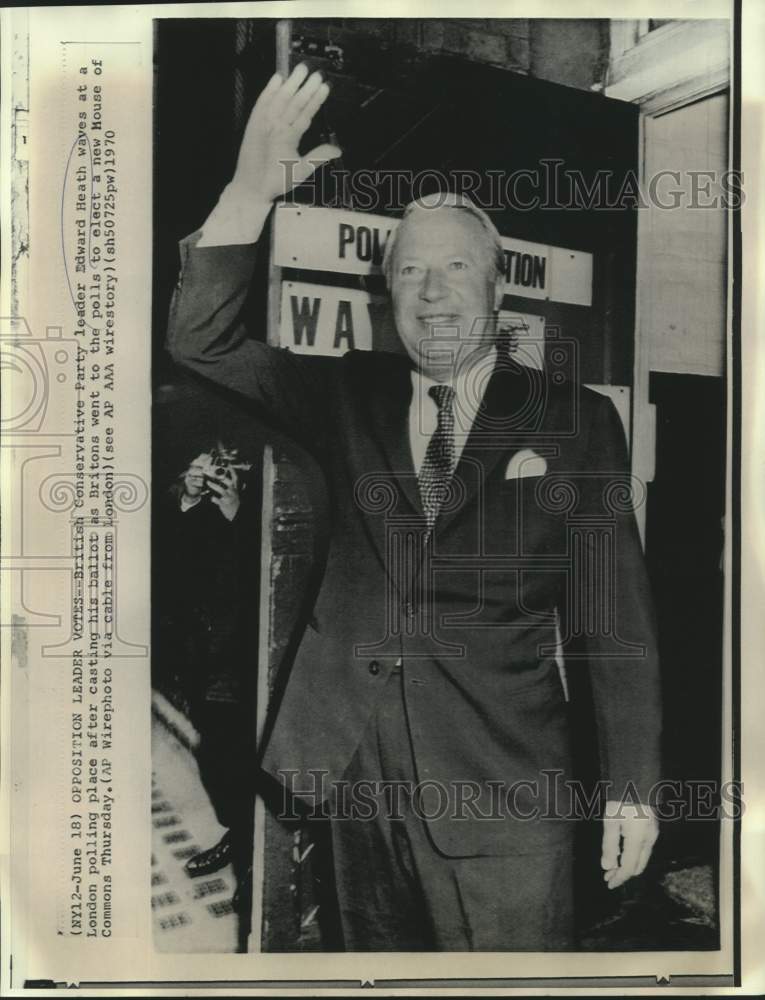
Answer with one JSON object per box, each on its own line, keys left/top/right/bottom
{"left": 383, "top": 193, "right": 507, "bottom": 381}
{"left": 382, "top": 191, "right": 506, "bottom": 288}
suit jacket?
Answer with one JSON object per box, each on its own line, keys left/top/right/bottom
{"left": 166, "top": 231, "right": 662, "bottom": 857}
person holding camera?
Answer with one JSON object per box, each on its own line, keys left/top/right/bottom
{"left": 155, "top": 446, "right": 257, "bottom": 930}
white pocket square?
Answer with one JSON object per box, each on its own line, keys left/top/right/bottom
{"left": 504, "top": 449, "right": 547, "bottom": 480}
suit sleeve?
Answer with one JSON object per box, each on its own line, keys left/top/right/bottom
{"left": 166, "top": 230, "right": 329, "bottom": 455}
{"left": 578, "top": 393, "right": 662, "bottom": 806}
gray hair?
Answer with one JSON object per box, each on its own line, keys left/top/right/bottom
{"left": 381, "top": 191, "right": 506, "bottom": 286}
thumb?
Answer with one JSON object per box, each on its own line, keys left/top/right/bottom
{"left": 291, "top": 144, "right": 342, "bottom": 186}
{"left": 601, "top": 817, "right": 620, "bottom": 870}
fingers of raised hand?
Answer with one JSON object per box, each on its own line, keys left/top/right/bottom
{"left": 285, "top": 72, "right": 327, "bottom": 127}
{"left": 252, "top": 70, "right": 285, "bottom": 114}
{"left": 290, "top": 86, "right": 332, "bottom": 141}
{"left": 270, "top": 62, "right": 312, "bottom": 118}
{"left": 248, "top": 65, "right": 317, "bottom": 138}
{"left": 288, "top": 143, "right": 343, "bottom": 189}
{"left": 304, "top": 142, "right": 342, "bottom": 165}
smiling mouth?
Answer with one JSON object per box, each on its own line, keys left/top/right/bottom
{"left": 419, "top": 314, "right": 459, "bottom": 325}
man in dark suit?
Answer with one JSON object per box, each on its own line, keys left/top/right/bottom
{"left": 167, "top": 64, "right": 661, "bottom": 951}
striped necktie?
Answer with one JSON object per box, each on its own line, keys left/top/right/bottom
{"left": 418, "top": 383, "right": 456, "bottom": 531}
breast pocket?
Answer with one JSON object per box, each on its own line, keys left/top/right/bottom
{"left": 489, "top": 476, "right": 566, "bottom": 556}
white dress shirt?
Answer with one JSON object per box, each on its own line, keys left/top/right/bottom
{"left": 408, "top": 347, "right": 497, "bottom": 475}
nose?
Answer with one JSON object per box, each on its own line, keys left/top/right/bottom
{"left": 419, "top": 266, "right": 448, "bottom": 302}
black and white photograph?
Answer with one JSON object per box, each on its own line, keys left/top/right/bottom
{"left": 150, "top": 12, "right": 735, "bottom": 958}
{"left": 9, "top": 0, "right": 765, "bottom": 989}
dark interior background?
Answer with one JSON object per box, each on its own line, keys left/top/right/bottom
{"left": 153, "top": 17, "right": 639, "bottom": 386}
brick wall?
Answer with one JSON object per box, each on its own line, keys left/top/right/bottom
{"left": 293, "top": 17, "right": 608, "bottom": 90}
{"left": 261, "top": 447, "right": 328, "bottom": 950}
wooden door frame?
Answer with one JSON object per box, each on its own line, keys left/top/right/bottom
{"left": 606, "top": 17, "right": 730, "bottom": 543}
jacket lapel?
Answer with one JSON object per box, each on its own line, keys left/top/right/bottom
{"left": 435, "top": 358, "right": 547, "bottom": 538}
{"left": 357, "top": 353, "right": 424, "bottom": 519}
{"left": 347, "top": 351, "right": 548, "bottom": 586}
{"left": 345, "top": 354, "right": 426, "bottom": 591}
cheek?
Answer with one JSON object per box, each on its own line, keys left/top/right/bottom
{"left": 476, "top": 276, "right": 495, "bottom": 302}
{"left": 392, "top": 288, "right": 416, "bottom": 321}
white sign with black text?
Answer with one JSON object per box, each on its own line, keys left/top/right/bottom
{"left": 280, "top": 281, "right": 383, "bottom": 355}
{"left": 272, "top": 203, "right": 593, "bottom": 306}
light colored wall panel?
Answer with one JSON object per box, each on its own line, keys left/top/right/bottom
{"left": 643, "top": 92, "right": 728, "bottom": 376}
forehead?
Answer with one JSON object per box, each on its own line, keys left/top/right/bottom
{"left": 394, "top": 207, "right": 488, "bottom": 257}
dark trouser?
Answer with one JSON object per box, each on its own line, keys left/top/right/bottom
{"left": 329, "top": 669, "right": 574, "bottom": 952}
{"left": 193, "top": 699, "right": 255, "bottom": 869}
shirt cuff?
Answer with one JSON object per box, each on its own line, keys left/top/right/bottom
{"left": 197, "top": 184, "right": 272, "bottom": 247}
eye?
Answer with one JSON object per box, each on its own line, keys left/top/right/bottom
{"left": 400, "top": 264, "right": 421, "bottom": 276}
{"left": 448, "top": 259, "right": 468, "bottom": 271}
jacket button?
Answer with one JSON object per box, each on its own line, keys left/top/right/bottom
{"left": 368, "top": 660, "right": 380, "bottom": 676}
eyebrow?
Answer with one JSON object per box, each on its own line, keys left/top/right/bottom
{"left": 397, "top": 248, "right": 479, "bottom": 263}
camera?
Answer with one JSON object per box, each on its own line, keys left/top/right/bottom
{"left": 200, "top": 446, "right": 251, "bottom": 498}
{"left": 201, "top": 447, "right": 232, "bottom": 496}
